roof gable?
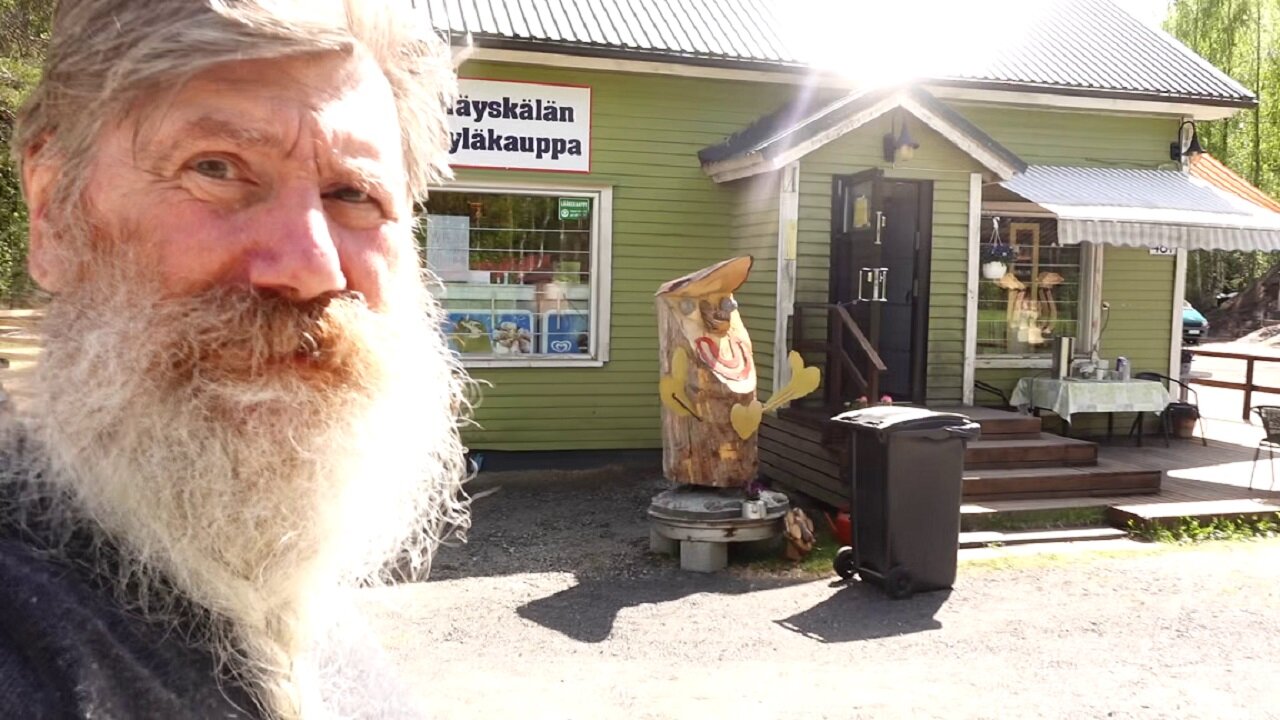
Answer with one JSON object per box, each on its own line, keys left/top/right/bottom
{"left": 698, "top": 86, "right": 1027, "bottom": 183}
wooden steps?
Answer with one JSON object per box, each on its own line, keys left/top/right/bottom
{"left": 965, "top": 434, "right": 1097, "bottom": 469}
{"left": 763, "top": 405, "right": 1162, "bottom": 508}
{"left": 1106, "top": 498, "right": 1280, "bottom": 530}
{"left": 963, "top": 459, "right": 1161, "bottom": 501}
{"left": 959, "top": 526, "right": 1129, "bottom": 549}
{"left": 933, "top": 405, "right": 1041, "bottom": 439}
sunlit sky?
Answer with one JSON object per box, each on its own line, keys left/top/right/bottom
{"left": 778, "top": 0, "right": 1178, "bottom": 88}
{"left": 1114, "top": 0, "right": 1174, "bottom": 27}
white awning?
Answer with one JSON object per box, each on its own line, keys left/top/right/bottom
{"left": 997, "top": 165, "right": 1280, "bottom": 251}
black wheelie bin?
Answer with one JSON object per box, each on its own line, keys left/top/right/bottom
{"left": 829, "top": 406, "right": 980, "bottom": 599}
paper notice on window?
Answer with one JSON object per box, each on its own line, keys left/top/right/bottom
{"left": 853, "top": 195, "right": 869, "bottom": 229}
{"left": 426, "top": 214, "right": 471, "bottom": 280}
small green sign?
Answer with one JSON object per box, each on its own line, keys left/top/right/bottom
{"left": 558, "top": 197, "right": 591, "bottom": 220}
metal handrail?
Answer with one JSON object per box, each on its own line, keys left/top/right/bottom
{"left": 792, "top": 302, "right": 885, "bottom": 403}
{"left": 1184, "top": 348, "right": 1280, "bottom": 421}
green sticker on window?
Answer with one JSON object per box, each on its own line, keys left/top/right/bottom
{"left": 558, "top": 197, "right": 591, "bottom": 220}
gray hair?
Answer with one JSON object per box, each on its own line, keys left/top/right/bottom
{"left": 13, "top": 0, "right": 454, "bottom": 208}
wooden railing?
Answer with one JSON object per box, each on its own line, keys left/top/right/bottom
{"left": 792, "top": 302, "right": 887, "bottom": 404}
{"left": 1185, "top": 348, "right": 1280, "bottom": 421}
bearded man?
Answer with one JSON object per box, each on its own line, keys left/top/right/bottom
{"left": 2, "top": 1, "right": 470, "bottom": 718}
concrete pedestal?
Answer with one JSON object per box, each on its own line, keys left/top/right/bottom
{"left": 649, "top": 527, "right": 679, "bottom": 555}
{"left": 648, "top": 486, "right": 789, "bottom": 572}
{"left": 679, "top": 541, "right": 729, "bottom": 573}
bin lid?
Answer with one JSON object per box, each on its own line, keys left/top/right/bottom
{"left": 831, "top": 405, "right": 975, "bottom": 433}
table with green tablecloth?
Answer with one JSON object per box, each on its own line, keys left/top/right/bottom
{"left": 1009, "top": 377, "right": 1171, "bottom": 441}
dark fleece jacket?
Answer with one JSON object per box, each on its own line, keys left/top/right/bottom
{"left": 0, "top": 535, "right": 263, "bottom": 719}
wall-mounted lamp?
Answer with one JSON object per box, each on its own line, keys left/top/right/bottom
{"left": 1169, "top": 119, "right": 1204, "bottom": 162}
{"left": 883, "top": 112, "right": 919, "bottom": 163}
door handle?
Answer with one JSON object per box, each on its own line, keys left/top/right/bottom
{"left": 857, "top": 267, "right": 889, "bottom": 303}
{"left": 874, "top": 211, "right": 885, "bottom": 245}
{"left": 857, "top": 267, "right": 874, "bottom": 302}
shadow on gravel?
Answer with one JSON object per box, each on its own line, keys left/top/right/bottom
{"left": 774, "top": 582, "right": 950, "bottom": 642}
{"left": 517, "top": 574, "right": 801, "bottom": 643}
{"left": 430, "top": 454, "right": 687, "bottom": 583}
{"left": 431, "top": 452, "right": 829, "bottom": 642}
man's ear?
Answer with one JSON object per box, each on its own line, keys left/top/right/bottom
{"left": 21, "top": 139, "right": 66, "bottom": 292}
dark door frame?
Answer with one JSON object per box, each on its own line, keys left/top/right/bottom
{"left": 828, "top": 171, "right": 934, "bottom": 405}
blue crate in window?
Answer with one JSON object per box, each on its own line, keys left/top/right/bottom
{"left": 445, "top": 310, "right": 494, "bottom": 355}
{"left": 491, "top": 311, "right": 534, "bottom": 355}
{"left": 445, "top": 310, "right": 535, "bottom": 355}
{"left": 542, "top": 310, "right": 589, "bottom": 355}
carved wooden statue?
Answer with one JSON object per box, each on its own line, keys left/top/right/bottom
{"left": 656, "top": 256, "right": 819, "bottom": 487}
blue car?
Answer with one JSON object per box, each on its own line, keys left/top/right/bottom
{"left": 1183, "top": 301, "right": 1209, "bottom": 344}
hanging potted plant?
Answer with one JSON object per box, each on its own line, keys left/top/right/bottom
{"left": 981, "top": 243, "right": 1017, "bottom": 279}
{"left": 981, "top": 216, "right": 1015, "bottom": 280}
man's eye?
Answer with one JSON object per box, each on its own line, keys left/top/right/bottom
{"left": 190, "top": 157, "right": 239, "bottom": 181}
{"left": 326, "top": 186, "right": 372, "bottom": 204}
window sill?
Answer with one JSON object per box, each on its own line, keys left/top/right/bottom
{"left": 460, "top": 358, "right": 605, "bottom": 369}
{"left": 974, "top": 356, "right": 1053, "bottom": 369}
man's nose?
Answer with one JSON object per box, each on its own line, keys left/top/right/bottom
{"left": 247, "top": 187, "right": 347, "bottom": 301}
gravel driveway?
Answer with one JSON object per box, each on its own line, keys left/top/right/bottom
{"left": 361, "top": 461, "right": 1280, "bottom": 719}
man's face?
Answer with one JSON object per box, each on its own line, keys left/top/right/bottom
{"left": 78, "top": 51, "right": 412, "bottom": 308}
{"left": 26, "top": 50, "right": 467, "bottom": 690}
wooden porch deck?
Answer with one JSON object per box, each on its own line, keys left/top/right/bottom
{"left": 762, "top": 402, "right": 1280, "bottom": 529}
{"left": 963, "top": 437, "right": 1280, "bottom": 519}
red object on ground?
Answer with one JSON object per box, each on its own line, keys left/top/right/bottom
{"left": 825, "top": 509, "right": 852, "bottom": 546}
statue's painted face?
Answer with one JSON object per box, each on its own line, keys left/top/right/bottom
{"left": 698, "top": 294, "right": 738, "bottom": 336}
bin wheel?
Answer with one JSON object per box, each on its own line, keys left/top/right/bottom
{"left": 885, "top": 567, "right": 913, "bottom": 599}
{"left": 833, "top": 547, "right": 856, "bottom": 580}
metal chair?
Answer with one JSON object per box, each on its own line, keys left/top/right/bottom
{"left": 1127, "top": 372, "right": 1207, "bottom": 447}
{"left": 1249, "top": 406, "right": 1280, "bottom": 491}
{"left": 974, "top": 379, "right": 1012, "bottom": 410}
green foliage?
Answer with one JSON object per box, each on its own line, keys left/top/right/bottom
{"left": 1127, "top": 513, "right": 1280, "bottom": 543}
{"left": 0, "top": 131, "right": 33, "bottom": 304}
{"left": 1166, "top": 1, "right": 1280, "bottom": 311}
{"left": 0, "top": 0, "right": 51, "bottom": 305}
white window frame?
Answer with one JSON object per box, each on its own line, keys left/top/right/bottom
{"left": 972, "top": 210, "right": 1101, "bottom": 369}
{"left": 425, "top": 180, "right": 613, "bottom": 368}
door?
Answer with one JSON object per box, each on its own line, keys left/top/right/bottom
{"left": 830, "top": 172, "right": 932, "bottom": 404}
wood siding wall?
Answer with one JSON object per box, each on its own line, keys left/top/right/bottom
{"left": 451, "top": 61, "right": 790, "bottom": 449}
{"left": 727, "top": 172, "right": 781, "bottom": 398}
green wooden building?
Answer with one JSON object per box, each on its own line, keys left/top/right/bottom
{"left": 421, "top": 0, "right": 1280, "bottom": 452}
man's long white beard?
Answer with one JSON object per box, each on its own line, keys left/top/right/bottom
{"left": 29, "top": 264, "right": 469, "bottom": 717}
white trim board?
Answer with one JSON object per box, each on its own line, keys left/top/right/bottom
{"left": 1170, "top": 248, "right": 1187, "bottom": 379}
{"left": 425, "top": 180, "right": 614, "bottom": 366}
{"left": 963, "top": 172, "right": 982, "bottom": 405}
{"left": 773, "top": 161, "right": 801, "bottom": 397}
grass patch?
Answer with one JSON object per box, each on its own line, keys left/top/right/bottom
{"left": 1127, "top": 513, "right": 1280, "bottom": 544}
{"left": 961, "top": 506, "right": 1106, "bottom": 533}
{"left": 739, "top": 520, "right": 843, "bottom": 577}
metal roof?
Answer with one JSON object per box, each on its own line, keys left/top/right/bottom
{"left": 1189, "top": 154, "right": 1280, "bottom": 213}
{"left": 941, "top": 0, "right": 1254, "bottom": 106}
{"left": 1000, "top": 165, "right": 1280, "bottom": 251}
{"left": 422, "top": 0, "right": 1255, "bottom": 107}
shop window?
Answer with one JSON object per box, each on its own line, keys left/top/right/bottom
{"left": 421, "top": 187, "right": 609, "bottom": 364}
{"left": 977, "top": 217, "right": 1082, "bottom": 356}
